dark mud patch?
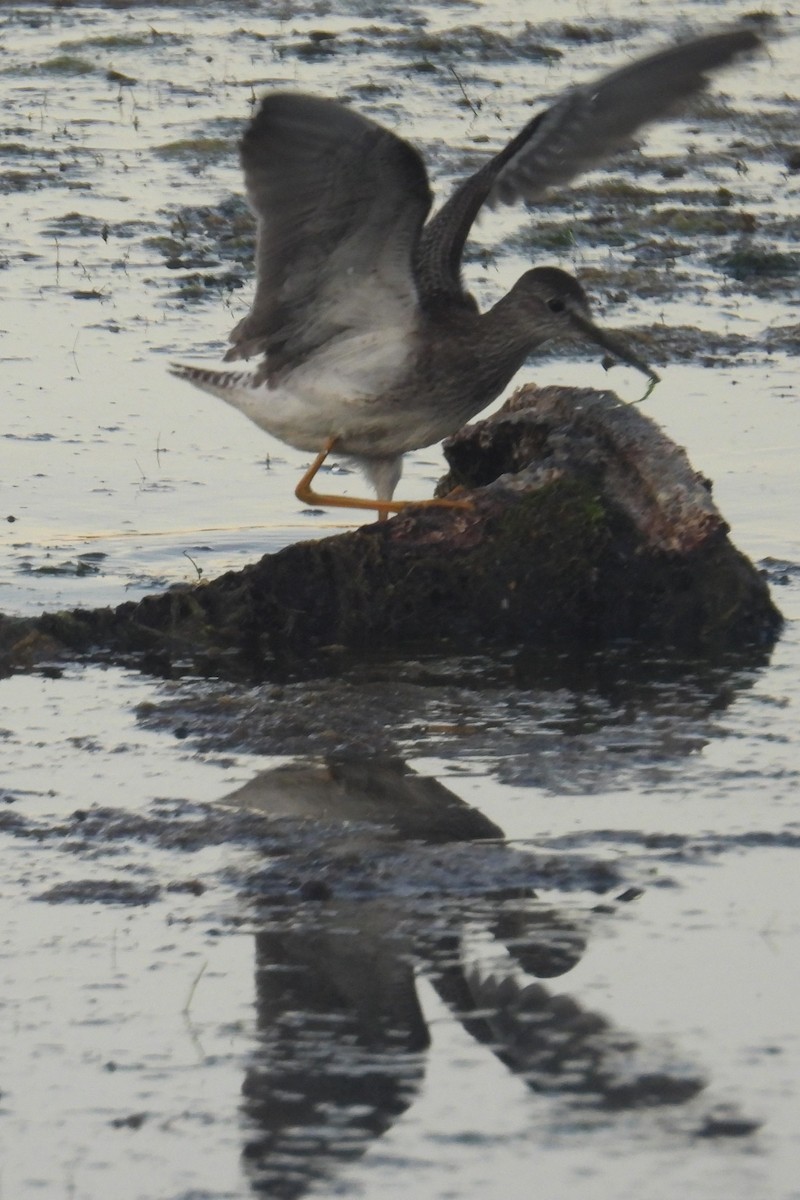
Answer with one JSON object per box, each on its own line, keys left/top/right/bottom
{"left": 148, "top": 195, "right": 253, "bottom": 300}
{"left": 152, "top": 135, "right": 230, "bottom": 163}
{"left": 16, "top": 553, "right": 104, "bottom": 578}
{"left": 56, "top": 29, "right": 185, "bottom": 53}
{"left": 35, "top": 877, "right": 161, "bottom": 905}
{"left": 713, "top": 242, "right": 800, "bottom": 289}
{"left": 14, "top": 775, "right": 788, "bottom": 903}
{"left": 2, "top": 790, "right": 620, "bottom": 900}
{"left": 625, "top": 324, "right": 756, "bottom": 366}
{"left": 760, "top": 557, "right": 800, "bottom": 586}
{"left": 544, "top": 824, "right": 800, "bottom": 860}
{"left": 377, "top": 22, "right": 564, "bottom": 64}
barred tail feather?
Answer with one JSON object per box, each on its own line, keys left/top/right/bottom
{"left": 169, "top": 362, "right": 255, "bottom": 403}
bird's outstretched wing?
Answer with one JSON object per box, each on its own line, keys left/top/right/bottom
{"left": 415, "top": 27, "right": 760, "bottom": 304}
{"left": 225, "top": 93, "right": 433, "bottom": 371}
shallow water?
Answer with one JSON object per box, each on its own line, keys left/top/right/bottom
{"left": 1, "top": 2, "right": 799, "bottom": 1198}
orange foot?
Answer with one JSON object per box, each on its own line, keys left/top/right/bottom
{"left": 295, "top": 439, "right": 472, "bottom": 520}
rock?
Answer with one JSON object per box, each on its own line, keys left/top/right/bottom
{"left": 0, "top": 384, "right": 782, "bottom": 680}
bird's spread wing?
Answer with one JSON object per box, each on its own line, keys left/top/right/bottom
{"left": 225, "top": 93, "right": 433, "bottom": 371}
{"left": 489, "top": 27, "right": 760, "bottom": 204}
{"left": 416, "top": 27, "right": 760, "bottom": 304}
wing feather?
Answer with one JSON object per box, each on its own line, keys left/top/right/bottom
{"left": 225, "top": 93, "right": 433, "bottom": 370}
{"left": 415, "top": 27, "right": 760, "bottom": 304}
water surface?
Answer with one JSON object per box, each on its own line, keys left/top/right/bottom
{"left": 1, "top": 2, "right": 799, "bottom": 1198}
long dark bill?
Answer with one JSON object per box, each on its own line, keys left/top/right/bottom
{"left": 569, "top": 309, "right": 661, "bottom": 386}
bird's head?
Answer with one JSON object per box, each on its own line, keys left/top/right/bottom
{"left": 509, "top": 266, "right": 660, "bottom": 386}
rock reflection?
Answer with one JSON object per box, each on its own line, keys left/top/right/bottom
{"left": 220, "top": 756, "right": 504, "bottom": 843}
{"left": 225, "top": 758, "right": 704, "bottom": 1198}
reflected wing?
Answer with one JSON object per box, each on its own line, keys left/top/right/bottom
{"left": 416, "top": 27, "right": 760, "bottom": 303}
{"left": 226, "top": 93, "right": 433, "bottom": 370}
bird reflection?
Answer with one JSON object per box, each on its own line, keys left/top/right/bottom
{"left": 242, "top": 905, "right": 427, "bottom": 1198}
{"left": 223, "top": 757, "right": 705, "bottom": 1197}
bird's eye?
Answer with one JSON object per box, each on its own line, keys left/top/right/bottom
{"left": 547, "top": 297, "right": 566, "bottom": 314}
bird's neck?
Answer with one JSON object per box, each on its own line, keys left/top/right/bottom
{"left": 475, "top": 292, "right": 553, "bottom": 385}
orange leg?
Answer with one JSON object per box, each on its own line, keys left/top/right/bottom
{"left": 295, "top": 437, "right": 472, "bottom": 519}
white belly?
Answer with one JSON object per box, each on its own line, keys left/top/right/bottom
{"left": 219, "top": 328, "right": 416, "bottom": 454}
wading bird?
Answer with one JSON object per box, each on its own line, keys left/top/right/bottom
{"left": 171, "top": 27, "right": 759, "bottom": 516}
